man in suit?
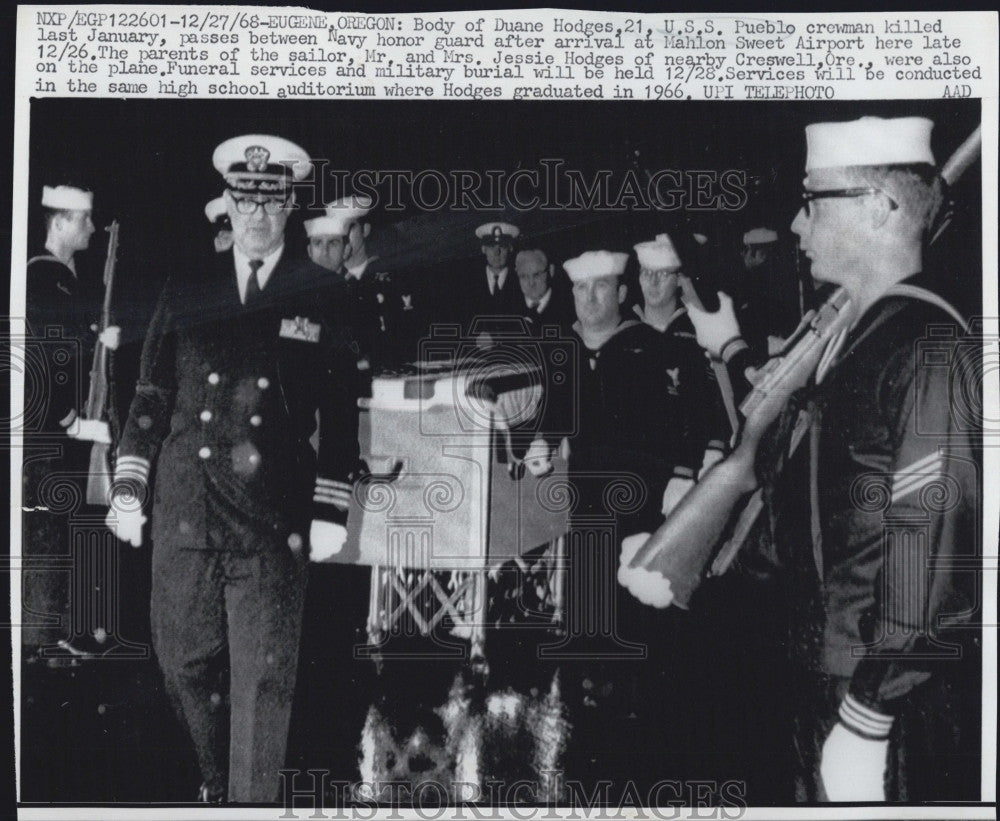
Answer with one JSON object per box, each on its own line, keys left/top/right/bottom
{"left": 514, "top": 248, "right": 575, "bottom": 337}
{"left": 106, "top": 134, "right": 360, "bottom": 803}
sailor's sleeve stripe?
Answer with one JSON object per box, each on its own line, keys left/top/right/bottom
{"left": 839, "top": 693, "right": 894, "bottom": 740}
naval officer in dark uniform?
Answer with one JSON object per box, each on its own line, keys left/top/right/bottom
{"left": 106, "top": 135, "right": 360, "bottom": 803}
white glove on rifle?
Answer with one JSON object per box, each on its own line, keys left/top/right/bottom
{"left": 661, "top": 477, "right": 695, "bottom": 516}
{"left": 98, "top": 325, "right": 121, "bottom": 350}
{"left": 524, "top": 438, "right": 553, "bottom": 477}
{"left": 684, "top": 291, "right": 744, "bottom": 360}
{"left": 67, "top": 418, "right": 111, "bottom": 444}
{"left": 105, "top": 494, "right": 146, "bottom": 547}
{"left": 309, "top": 519, "right": 347, "bottom": 562}
{"left": 820, "top": 722, "right": 889, "bottom": 801}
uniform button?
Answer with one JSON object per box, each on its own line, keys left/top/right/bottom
{"left": 207, "top": 372, "right": 220, "bottom": 385}
{"left": 250, "top": 414, "right": 262, "bottom": 427}
{"left": 198, "top": 446, "right": 212, "bottom": 459}
{"left": 200, "top": 410, "right": 212, "bottom": 422}
{"left": 257, "top": 377, "right": 270, "bottom": 390}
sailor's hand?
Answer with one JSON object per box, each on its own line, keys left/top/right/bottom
{"left": 309, "top": 519, "right": 347, "bottom": 562}
{"left": 67, "top": 418, "right": 111, "bottom": 444}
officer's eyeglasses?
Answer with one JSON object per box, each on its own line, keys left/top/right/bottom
{"left": 231, "top": 195, "right": 290, "bottom": 215}
{"left": 801, "top": 187, "right": 898, "bottom": 218}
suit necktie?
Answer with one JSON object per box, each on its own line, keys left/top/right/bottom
{"left": 245, "top": 259, "right": 263, "bottom": 306}
{"left": 488, "top": 273, "right": 497, "bottom": 296}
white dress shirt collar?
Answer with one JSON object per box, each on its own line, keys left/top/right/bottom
{"left": 234, "top": 244, "right": 283, "bottom": 304}
{"left": 487, "top": 266, "right": 508, "bottom": 294}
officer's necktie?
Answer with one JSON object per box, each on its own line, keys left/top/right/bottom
{"left": 245, "top": 259, "right": 263, "bottom": 306}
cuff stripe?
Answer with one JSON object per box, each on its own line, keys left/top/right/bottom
{"left": 115, "top": 456, "right": 150, "bottom": 482}
{"left": 673, "top": 467, "right": 696, "bottom": 480}
{"left": 839, "top": 694, "right": 893, "bottom": 740}
{"left": 891, "top": 455, "right": 943, "bottom": 504}
{"left": 720, "top": 338, "right": 749, "bottom": 362}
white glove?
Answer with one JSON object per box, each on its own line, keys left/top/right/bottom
{"left": 617, "top": 533, "right": 676, "bottom": 609}
{"left": 698, "top": 448, "right": 725, "bottom": 480}
{"left": 820, "top": 722, "right": 888, "bottom": 802}
{"left": 684, "top": 291, "right": 742, "bottom": 358}
{"left": 661, "top": 477, "right": 695, "bottom": 516}
{"left": 98, "top": 325, "right": 121, "bottom": 350}
{"left": 309, "top": 519, "right": 347, "bottom": 562}
{"left": 67, "top": 418, "right": 111, "bottom": 444}
{"left": 105, "top": 498, "right": 146, "bottom": 547}
{"left": 524, "top": 438, "right": 553, "bottom": 477}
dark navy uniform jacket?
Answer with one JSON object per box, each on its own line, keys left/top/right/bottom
{"left": 564, "top": 319, "right": 705, "bottom": 530}
{"left": 25, "top": 253, "right": 100, "bottom": 436}
{"left": 770, "top": 285, "right": 978, "bottom": 734}
{"left": 116, "top": 251, "right": 360, "bottom": 546}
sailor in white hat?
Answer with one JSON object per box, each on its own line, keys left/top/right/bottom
{"left": 108, "top": 134, "right": 361, "bottom": 803}
{"left": 205, "top": 196, "right": 233, "bottom": 253}
{"left": 560, "top": 248, "right": 717, "bottom": 780}
{"left": 741, "top": 226, "right": 779, "bottom": 271}
{"left": 303, "top": 201, "right": 364, "bottom": 275}
{"left": 691, "top": 116, "right": 977, "bottom": 803}
{"left": 22, "top": 183, "right": 123, "bottom": 662}
{"left": 633, "top": 232, "right": 730, "bottom": 479}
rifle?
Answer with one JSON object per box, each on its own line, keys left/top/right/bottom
{"left": 621, "top": 124, "right": 982, "bottom": 610}
{"left": 84, "top": 220, "right": 119, "bottom": 505}
{"left": 621, "top": 289, "right": 853, "bottom": 608}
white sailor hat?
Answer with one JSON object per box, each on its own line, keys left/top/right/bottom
{"left": 42, "top": 185, "right": 93, "bottom": 211}
{"left": 476, "top": 222, "right": 520, "bottom": 245}
{"left": 204, "top": 196, "right": 228, "bottom": 224}
{"left": 304, "top": 196, "right": 373, "bottom": 238}
{"left": 563, "top": 250, "right": 629, "bottom": 283}
{"left": 805, "top": 116, "right": 934, "bottom": 171}
{"left": 212, "top": 134, "right": 311, "bottom": 195}
{"left": 742, "top": 228, "right": 778, "bottom": 245}
{"left": 634, "top": 233, "right": 682, "bottom": 271}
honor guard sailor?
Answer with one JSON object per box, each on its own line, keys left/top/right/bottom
{"left": 107, "top": 134, "right": 360, "bottom": 803}
{"left": 23, "top": 184, "right": 122, "bottom": 661}
{"left": 633, "top": 232, "right": 731, "bottom": 480}
{"left": 687, "top": 116, "right": 980, "bottom": 802}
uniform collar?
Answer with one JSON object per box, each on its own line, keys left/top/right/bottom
{"left": 486, "top": 266, "right": 508, "bottom": 294}
{"left": 574, "top": 318, "right": 640, "bottom": 351}
{"left": 527, "top": 288, "right": 552, "bottom": 312}
{"left": 233, "top": 243, "right": 283, "bottom": 303}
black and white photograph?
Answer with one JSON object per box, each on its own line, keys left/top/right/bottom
{"left": 5, "top": 7, "right": 996, "bottom": 818}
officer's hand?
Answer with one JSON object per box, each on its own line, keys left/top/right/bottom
{"left": 98, "top": 325, "right": 122, "bottom": 350}
{"left": 309, "top": 519, "right": 347, "bottom": 562}
{"left": 67, "top": 418, "right": 111, "bottom": 444}
{"left": 105, "top": 498, "right": 146, "bottom": 547}
{"left": 820, "top": 723, "right": 888, "bottom": 801}
{"left": 685, "top": 291, "right": 741, "bottom": 358}
{"left": 661, "top": 477, "right": 695, "bottom": 516}
{"left": 524, "top": 438, "right": 553, "bottom": 477}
